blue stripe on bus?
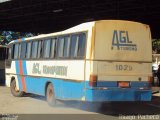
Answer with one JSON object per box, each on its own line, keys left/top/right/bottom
{"left": 15, "top": 61, "right": 22, "bottom": 90}
{"left": 22, "top": 60, "right": 27, "bottom": 75}
{"left": 85, "top": 88, "right": 152, "bottom": 101}
{"left": 14, "top": 60, "right": 151, "bottom": 102}
{"left": 24, "top": 77, "right": 85, "bottom": 99}
{"left": 14, "top": 73, "right": 151, "bottom": 101}
{"left": 86, "top": 81, "right": 151, "bottom": 101}
{"left": 15, "top": 61, "right": 20, "bottom": 75}
{"left": 97, "top": 81, "right": 117, "bottom": 87}
{"left": 21, "top": 38, "right": 25, "bottom": 41}
{"left": 96, "top": 81, "right": 149, "bottom": 87}
{"left": 130, "top": 81, "right": 149, "bottom": 87}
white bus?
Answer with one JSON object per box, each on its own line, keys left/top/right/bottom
{"left": 5, "top": 20, "right": 152, "bottom": 105}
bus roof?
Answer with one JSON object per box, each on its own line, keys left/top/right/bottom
{"left": 8, "top": 21, "right": 95, "bottom": 44}
{"left": 8, "top": 20, "right": 148, "bottom": 45}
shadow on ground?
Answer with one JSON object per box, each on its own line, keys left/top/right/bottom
{"left": 24, "top": 93, "right": 160, "bottom": 116}
{"left": 60, "top": 96, "right": 160, "bottom": 116}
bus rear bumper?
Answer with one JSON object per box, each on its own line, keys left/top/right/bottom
{"left": 85, "top": 88, "right": 152, "bottom": 102}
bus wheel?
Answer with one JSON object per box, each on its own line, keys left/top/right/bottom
{"left": 10, "top": 79, "right": 24, "bottom": 97}
{"left": 46, "top": 83, "right": 56, "bottom": 106}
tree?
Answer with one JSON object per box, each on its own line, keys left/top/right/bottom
{"left": 0, "top": 31, "right": 37, "bottom": 45}
{"left": 152, "top": 39, "right": 160, "bottom": 54}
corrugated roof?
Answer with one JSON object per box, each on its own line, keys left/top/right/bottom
{"left": 0, "top": 0, "right": 160, "bottom": 38}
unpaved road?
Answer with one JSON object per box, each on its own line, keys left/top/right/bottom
{"left": 0, "top": 86, "right": 160, "bottom": 120}
{"left": 0, "top": 86, "right": 93, "bottom": 114}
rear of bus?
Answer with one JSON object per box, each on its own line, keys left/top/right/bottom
{"left": 85, "top": 20, "right": 152, "bottom": 102}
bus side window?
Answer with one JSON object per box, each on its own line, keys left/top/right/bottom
{"left": 63, "top": 36, "right": 70, "bottom": 58}
{"left": 37, "top": 40, "right": 43, "bottom": 58}
{"left": 11, "top": 44, "right": 15, "bottom": 59}
{"left": 20, "top": 42, "right": 27, "bottom": 59}
{"left": 77, "top": 33, "right": 86, "bottom": 58}
{"left": 50, "top": 38, "right": 56, "bottom": 58}
{"left": 31, "top": 41, "right": 38, "bottom": 59}
{"left": 18, "top": 43, "right": 21, "bottom": 59}
{"left": 57, "top": 37, "right": 64, "bottom": 58}
{"left": 26, "top": 42, "right": 32, "bottom": 59}
{"left": 14, "top": 44, "right": 19, "bottom": 59}
{"left": 8, "top": 46, "right": 12, "bottom": 59}
{"left": 70, "top": 35, "right": 79, "bottom": 58}
{"left": 43, "top": 39, "right": 51, "bottom": 59}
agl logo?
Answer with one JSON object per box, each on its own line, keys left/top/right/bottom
{"left": 111, "top": 30, "right": 137, "bottom": 51}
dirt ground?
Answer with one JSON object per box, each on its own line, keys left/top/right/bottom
{"left": 0, "top": 86, "right": 93, "bottom": 114}
{"left": 0, "top": 86, "right": 160, "bottom": 120}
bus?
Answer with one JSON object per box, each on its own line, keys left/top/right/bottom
{"left": 5, "top": 20, "right": 152, "bottom": 105}
{"left": 0, "top": 45, "right": 7, "bottom": 85}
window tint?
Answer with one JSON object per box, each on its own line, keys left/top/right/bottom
{"left": 63, "top": 36, "right": 70, "bottom": 58}
{"left": 14, "top": 44, "right": 19, "bottom": 59}
{"left": 70, "top": 35, "right": 79, "bottom": 58}
{"left": 11, "top": 44, "right": 15, "bottom": 59}
{"left": 26, "top": 42, "right": 32, "bottom": 59}
{"left": 37, "top": 40, "right": 43, "bottom": 58}
{"left": 10, "top": 33, "right": 86, "bottom": 60}
{"left": 43, "top": 39, "right": 51, "bottom": 58}
{"left": 77, "top": 33, "right": 86, "bottom": 57}
{"left": 57, "top": 37, "right": 64, "bottom": 58}
{"left": 50, "top": 38, "right": 56, "bottom": 58}
{"left": 31, "top": 41, "right": 38, "bottom": 59}
{"left": 20, "top": 42, "right": 27, "bottom": 59}
{"left": 8, "top": 46, "right": 12, "bottom": 59}
{"left": 18, "top": 44, "right": 21, "bottom": 58}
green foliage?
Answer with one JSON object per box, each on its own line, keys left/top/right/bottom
{"left": 0, "top": 31, "right": 37, "bottom": 45}
{"left": 152, "top": 39, "right": 160, "bottom": 54}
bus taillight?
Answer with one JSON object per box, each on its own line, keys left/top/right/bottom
{"left": 89, "top": 74, "right": 97, "bottom": 87}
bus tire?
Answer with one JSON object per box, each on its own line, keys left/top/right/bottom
{"left": 10, "top": 79, "right": 24, "bottom": 97}
{"left": 46, "top": 83, "right": 56, "bottom": 106}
